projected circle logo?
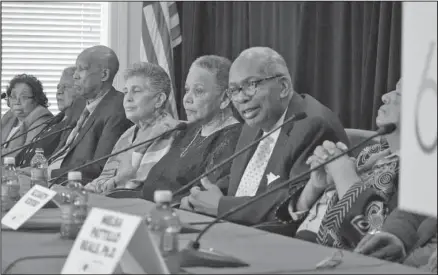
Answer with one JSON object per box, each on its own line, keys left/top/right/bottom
{"left": 415, "top": 42, "right": 437, "bottom": 154}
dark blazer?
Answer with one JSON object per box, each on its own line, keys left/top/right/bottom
{"left": 217, "top": 93, "right": 349, "bottom": 226}
{"left": 383, "top": 208, "right": 436, "bottom": 253}
{"left": 16, "top": 98, "right": 86, "bottom": 167}
{"left": 50, "top": 87, "right": 133, "bottom": 184}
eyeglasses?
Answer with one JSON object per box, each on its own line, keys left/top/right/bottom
{"left": 225, "top": 74, "right": 283, "bottom": 99}
{"left": 8, "top": 95, "right": 34, "bottom": 103}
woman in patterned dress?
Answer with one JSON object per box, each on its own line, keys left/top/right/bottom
{"left": 276, "top": 79, "right": 402, "bottom": 249}
{"left": 140, "top": 55, "right": 242, "bottom": 202}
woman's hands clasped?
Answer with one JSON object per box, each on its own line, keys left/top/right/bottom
{"left": 308, "top": 141, "right": 360, "bottom": 197}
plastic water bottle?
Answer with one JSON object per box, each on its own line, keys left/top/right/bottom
{"left": 1, "top": 165, "right": 11, "bottom": 213}
{"left": 146, "top": 190, "right": 182, "bottom": 269}
{"left": 1, "top": 157, "right": 20, "bottom": 212}
{"left": 30, "top": 148, "right": 48, "bottom": 190}
{"left": 60, "top": 171, "right": 88, "bottom": 239}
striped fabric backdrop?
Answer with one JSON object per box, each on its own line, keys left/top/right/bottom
{"left": 140, "top": 1, "right": 182, "bottom": 119}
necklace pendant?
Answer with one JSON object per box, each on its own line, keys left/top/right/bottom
{"left": 180, "top": 128, "right": 203, "bottom": 158}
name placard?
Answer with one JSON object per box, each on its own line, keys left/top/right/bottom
{"left": 400, "top": 2, "right": 437, "bottom": 217}
{"left": 1, "top": 185, "right": 56, "bottom": 230}
{"left": 61, "top": 208, "right": 143, "bottom": 274}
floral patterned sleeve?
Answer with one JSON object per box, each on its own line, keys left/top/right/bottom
{"left": 316, "top": 143, "right": 399, "bottom": 249}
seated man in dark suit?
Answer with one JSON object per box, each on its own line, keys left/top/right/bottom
{"left": 48, "top": 45, "right": 133, "bottom": 185}
{"left": 180, "top": 47, "right": 349, "bottom": 229}
{"left": 15, "top": 66, "right": 86, "bottom": 168}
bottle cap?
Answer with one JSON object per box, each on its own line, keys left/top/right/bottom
{"left": 35, "top": 148, "right": 44, "bottom": 154}
{"left": 68, "top": 171, "right": 82, "bottom": 181}
{"left": 3, "top": 157, "right": 15, "bottom": 165}
{"left": 154, "top": 190, "right": 172, "bottom": 203}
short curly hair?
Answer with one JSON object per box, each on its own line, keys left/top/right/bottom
{"left": 191, "top": 55, "right": 232, "bottom": 94}
{"left": 124, "top": 62, "right": 171, "bottom": 101}
{"left": 6, "top": 74, "right": 48, "bottom": 108}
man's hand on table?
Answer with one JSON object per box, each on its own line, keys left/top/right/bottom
{"left": 354, "top": 231, "right": 406, "bottom": 262}
{"left": 180, "top": 177, "right": 221, "bottom": 216}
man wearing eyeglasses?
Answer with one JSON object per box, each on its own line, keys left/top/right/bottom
{"left": 181, "top": 47, "right": 348, "bottom": 233}
{"left": 15, "top": 66, "right": 86, "bottom": 168}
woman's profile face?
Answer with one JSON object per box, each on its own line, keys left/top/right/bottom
{"left": 183, "top": 65, "right": 224, "bottom": 123}
{"left": 10, "top": 83, "right": 38, "bottom": 120}
{"left": 376, "top": 80, "right": 402, "bottom": 128}
{"left": 123, "top": 75, "right": 162, "bottom": 124}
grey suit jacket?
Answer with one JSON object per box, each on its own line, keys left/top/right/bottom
{"left": 217, "top": 93, "right": 349, "bottom": 226}
{"left": 50, "top": 87, "right": 133, "bottom": 184}
{"left": 1, "top": 105, "right": 53, "bottom": 159}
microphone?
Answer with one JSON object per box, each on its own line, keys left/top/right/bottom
{"left": 171, "top": 112, "right": 308, "bottom": 201}
{"left": 1, "top": 112, "right": 66, "bottom": 147}
{"left": 1, "top": 93, "right": 6, "bottom": 99}
{"left": 48, "top": 123, "right": 188, "bottom": 188}
{"left": 178, "top": 123, "right": 397, "bottom": 268}
{"left": 2, "top": 122, "right": 77, "bottom": 157}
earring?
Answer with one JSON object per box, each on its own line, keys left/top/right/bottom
{"left": 220, "top": 100, "right": 230, "bottom": 110}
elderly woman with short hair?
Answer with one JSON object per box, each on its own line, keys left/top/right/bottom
{"left": 85, "top": 62, "right": 180, "bottom": 193}
{"left": 140, "top": 55, "right": 242, "bottom": 202}
{"left": 276, "top": 80, "right": 404, "bottom": 250}
{"left": 1, "top": 74, "right": 53, "bottom": 158}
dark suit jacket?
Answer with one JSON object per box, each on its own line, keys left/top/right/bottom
{"left": 50, "top": 87, "right": 133, "bottom": 184}
{"left": 16, "top": 98, "right": 86, "bottom": 167}
{"left": 217, "top": 93, "right": 349, "bottom": 226}
{"left": 383, "top": 208, "right": 436, "bottom": 253}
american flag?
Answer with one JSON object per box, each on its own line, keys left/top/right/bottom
{"left": 140, "top": 1, "right": 182, "bottom": 119}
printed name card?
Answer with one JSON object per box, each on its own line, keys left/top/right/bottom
{"left": 1, "top": 185, "right": 56, "bottom": 230}
{"left": 61, "top": 208, "right": 143, "bottom": 274}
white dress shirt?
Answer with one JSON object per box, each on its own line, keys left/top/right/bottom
{"left": 235, "top": 108, "right": 288, "bottom": 197}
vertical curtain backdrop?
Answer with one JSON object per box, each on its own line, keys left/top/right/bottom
{"left": 172, "top": 1, "right": 401, "bottom": 130}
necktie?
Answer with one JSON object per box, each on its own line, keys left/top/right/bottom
{"left": 235, "top": 135, "right": 275, "bottom": 197}
{"left": 65, "top": 108, "right": 90, "bottom": 147}
{"left": 49, "top": 108, "right": 90, "bottom": 164}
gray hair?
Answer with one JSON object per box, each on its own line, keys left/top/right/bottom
{"left": 124, "top": 62, "right": 171, "bottom": 101}
{"left": 237, "top": 47, "right": 292, "bottom": 84}
{"left": 61, "top": 66, "right": 76, "bottom": 79}
{"left": 79, "top": 45, "right": 120, "bottom": 82}
{"left": 191, "top": 55, "right": 232, "bottom": 93}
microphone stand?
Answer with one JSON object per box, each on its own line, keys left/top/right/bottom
{"left": 179, "top": 125, "right": 395, "bottom": 268}
{"left": 48, "top": 123, "right": 187, "bottom": 188}
{"left": 172, "top": 112, "right": 307, "bottom": 201}
{"left": 1, "top": 113, "right": 64, "bottom": 147}
{"left": 2, "top": 124, "right": 76, "bottom": 157}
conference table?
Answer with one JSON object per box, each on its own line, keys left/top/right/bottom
{"left": 1, "top": 193, "right": 429, "bottom": 274}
